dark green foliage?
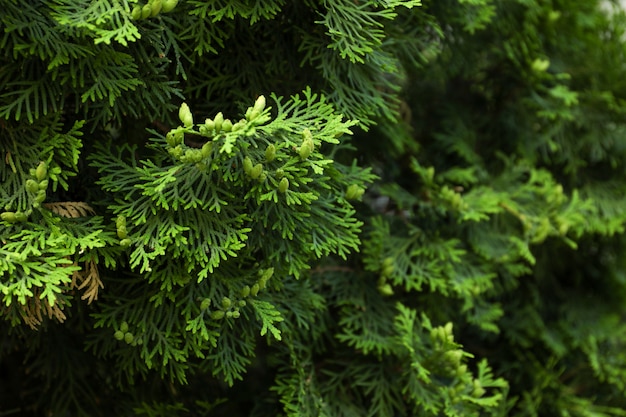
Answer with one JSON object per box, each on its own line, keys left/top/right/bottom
{"left": 2, "top": 0, "right": 626, "bottom": 416}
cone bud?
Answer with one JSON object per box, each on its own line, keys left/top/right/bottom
{"left": 278, "top": 177, "right": 289, "bottom": 193}
{"left": 179, "top": 102, "right": 193, "bottom": 127}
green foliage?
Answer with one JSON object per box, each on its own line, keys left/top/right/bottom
{"left": 2, "top": 0, "right": 626, "bottom": 416}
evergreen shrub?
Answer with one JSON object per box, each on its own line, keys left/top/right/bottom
{"left": 2, "top": 0, "right": 626, "bottom": 416}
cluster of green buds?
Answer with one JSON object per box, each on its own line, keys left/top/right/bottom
{"left": 131, "top": 0, "right": 178, "bottom": 19}
{"left": 197, "top": 269, "right": 275, "bottom": 322}
{"left": 165, "top": 129, "right": 184, "bottom": 147}
{"left": 202, "top": 295, "right": 246, "bottom": 320}
{"left": 229, "top": 95, "right": 270, "bottom": 137}
{"left": 30, "top": 161, "right": 49, "bottom": 207}
{"left": 116, "top": 215, "right": 131, "bottom": 247}
{"left": 446, "top": 363, "right": 487, "bottom": 401}
{"left": 197, "top": 96, "right": 268, "bottom": 141}
{"left": 428, "top": 322, "right": 488, "bottom": 399}
{"left": 471, "top": 379, "right": 486, "bottom": 398}
{"left": 201, "top": 268, "right": 277, "bottom": 322}
{"left": 345, "top": 184, "right": 365, "bottom": 200}
{"left": 430, "top": 322, "right": 455, "bottom": 348}
{"left": 242, "top": 156, "right": 265, "bottom": 181}
{"left": 113, "top": 321, "right": 142, "bottom": 345}
{"left": 1, "top": 210, "right": 28, "bottom": 223}
{"left": 377, "top": 257, "right": 395, "bottom": 296}
{"left": 243, "top": 154, "right": 292, "bottom": 193}
{"left": 179, "top": 145, "right": 212, "bottom": 164}
{"left": 201, "top": 111, "right": 238, "bottom": 136}
{"left": 166, "top": 97, "right": 275, "bottom": 174}
{"left": 243, "top": 267, "right": 274, "bottom": 298}
{"left": 440, "top": 186, "right": 467, "bottom": 211}
{"left": 430, "top": 322, "right": 473, "bottom": 381}
{"left": 1, "top": 161, "right": 50, "bottom": 223}
{"left": 298, "top": 128, "right": 315, "bottom": 159}
{"left": 442, "top": 348, "right": 465, "bottom": 370}
{"left": 165, "top": 102, "right": 215, "bottom": 165}
{"left": 166, "top": 139, "right": 213, "bottom": 166}
{"left": 245, "top": 95, "right": 267, "bottom": 123}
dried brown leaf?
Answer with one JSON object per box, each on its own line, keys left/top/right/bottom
{"left": 43, "top": 201, "right": 96, "bottom": 218}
